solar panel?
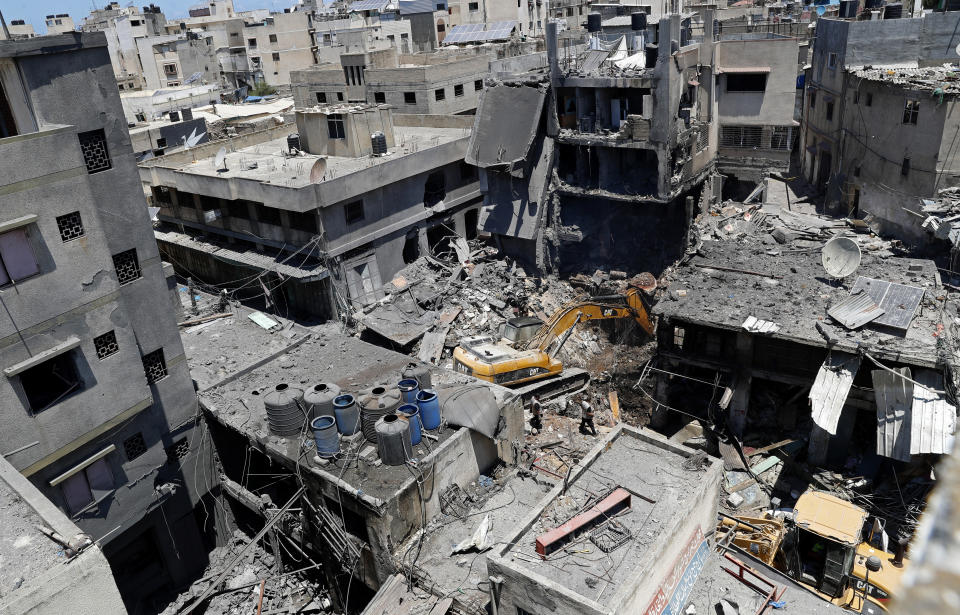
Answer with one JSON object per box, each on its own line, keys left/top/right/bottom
{"left": 851, "top": 276, "right": 925, "bottom": 330}
{"left": 349, "top": 0, "right": 389, "bottom": 11}
{"left": 444, "top": 20, "right": 516, "bottom": 43}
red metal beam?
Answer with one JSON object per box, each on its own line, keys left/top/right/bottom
{"left": 536, "top": 487, "right": 631, "bottom": 557}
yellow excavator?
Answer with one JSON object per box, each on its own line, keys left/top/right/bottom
{"left": 719, "top": 491, "right": 908, "bottom": 613}
{"left": 452, "top": 280, "right": 656, "bottom": 388}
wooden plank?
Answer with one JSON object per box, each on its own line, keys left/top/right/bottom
{"left": 418, "top": 325, "right": 450, "bottom": 365}
{"left": 428, "top": 597, "right": 454, "bottom": 615}
{"left": 745, "top": 438, "right": 796, "bottom": 458}
{"left": 439, "top": 306, "right": 462, "bottom": 326}
{"left": 608, "top": 390, "right": 620, "bottom": 424}
{"left": 177, "top": 312, "right": 233, "bottom": 327}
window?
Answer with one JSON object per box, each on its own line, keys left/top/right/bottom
{"left": 248, "top": 38, "right": 257, "bottom": 48}
{"left": 316, "top": 92, "right": 327, "bottom": 103}
{"left": 437, "top": 2, "right": 445, "bottom": 8}
{"left": 255, "top": 204, "right": 281, "bottom": 226}
{"left": 251, "top": 57, "right": 261, "bottom": 67}
{"left": 435, "top": 88, "right": 445, "bottom": 101}
{"left": 374, "top": 91, "right": 386, "bottom": 103}
{"left": 475, "top": 79, "right": 483, "bottom": 91}
{"left": 163, "top": 63, "right": 177, "bottom": 77}
{"left": 288, "top": 209, "right": 318, "bottom": 233}
{"left": 112, "top": 249, "right": 141, "bottom": 285}
{"left": 336, "top": 92, "right": 344, "bottom": 101}
{"left": 272, "top": 52, "right": 280, "bottom": 61}
{"left": 269, "top": 33, "right": 278, "bottom": 43}
{"left": 726, "top": 73, "right": 767, "bottom": 92}
{"left": 142, "top": 348, "right": 168, "bottom": 384}
{"left": 345, "top": 200, "right": 364, "bottom": 224}
{"left": 809, "top": 91, "right": 816, "bottom": 109}
{"left": 93, "top": 331, "right": 119, "bottom": 360}
{"left": 328, "top": 114, "right": 346, "bottom": 139}
{"left": 0, "top": 227, "right": 38, "bottom": 286}
{"left": 903, "top": 99, "right": 919, "bottom": 125}
{"left": 61, "top": 458, "right": 114, "bottom": 514}
{"left": 20, "top": 350, "right": 82, "bottom": 412}
{"left": 226, "top": 199, "right": 252, "bottom": 219}
{"left": 771, "top": 126, "right": 790, "bottom": 150}
{"left": 123, "top": 433, "right": 148, "bottom": 461}
{"left": 56, "top": 212, "right": 84, "bottom": 242}
{"left": 78, "top": 129, "right": 111, "bottom": 174}
{"left": 826, "top": 101, "right": 834, "bottom": 122}
{"left": 424, "top": 170, "right": 446, "bottom": 206}
{"left": 719, "top": 125, "right": 762, "bottom": 148}
{"left": 153, "top": 186, "right": 172, "bottom": 204}
{"left": 854, "top": 165, "right": 861, "bottom": 177}
{"left": 901, "top": 157, "right": 911, "bottom": 177}
{"left": 165, "top": 438, "right": 190, "bottom": 464}
{"left": 866, "top": 93, "right": 873, "bottom": 107}
{"left": 460, "top": 161, "right": 476, "bottom": 181}
{"left": 404, "top": 91, "right": 416, "bottom": 104}
{"left": 827, "top": 52, "right": 838, "bottom": 69}
{"left": 469, "top": 1, "right": 479, "bottom": 9}
{"left": 454, "top": 84, "right": 464, "bottom": 97}
{"left": 673, "top": 326, "right": 685, "bottom": 349}
{"left": 853, "top": 90, "right": 859, "bottom": 104}
{"left": 438, "top": 23, "right": 445, "bottom": 33}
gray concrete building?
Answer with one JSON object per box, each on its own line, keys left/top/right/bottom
{"left": 140, "top": 105, "right": 482, "bottom": 319}
{"left": 292, "top": 50, "right": 491, "bottom": 115}
{"left": 801, "top": 13, "right": 960, "bottom": 243}
{"left": 0, "top": 32, "right": 214, "bottom": 610}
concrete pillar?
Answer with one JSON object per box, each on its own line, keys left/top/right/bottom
{"left": 546, "top": 21, "right": 559, "bottom": 79}
{"left": 728, "top": 332, "right": 754, "bottom": 436}
{"left": 246, "top": 201, "right": 265, "bottom": 250}
{"left": 808, "top": 424, "right": 830, "bottom": 466}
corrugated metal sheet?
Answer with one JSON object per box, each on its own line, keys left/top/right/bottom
{"left": 809, "top": 352, "right": 860, "bottom": 435}
{"left": 580, "top": 49, "right": 611, "bottom": 73}
{"left": 851, "top": 277, "right": 924, "bottom": 330}
{"left": 911, "top": 370, "right": 957, "bottom": 455}
{"left": 873, "top": 368, "right": 913, "bottom": 462}
{"left": 827, "top": 291, "right": 884, "bottom": 329}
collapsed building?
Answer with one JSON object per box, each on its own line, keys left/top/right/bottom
{"left": 141, "top": 103, "right": 482, "bottom": 319}
{"left": 468, "top": 12, "right": 799, "bottom": 275}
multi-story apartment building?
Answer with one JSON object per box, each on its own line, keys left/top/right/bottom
{"left": 0, "top": 20, "right": 38, "bottom": 40}
{"left": 801, "top": 12, "right": 960, "bottom": 243}
{"left": 0, "top": 32, "right": 212, "bottom": 610}
{"left": 44, "top": 13, "right": 76, "bottom": 35}
{"left": 80, "top": 2, "right": 168, "bottom": 91}
{"left": 243, "top": 11, "right": 318, "bottom": 86}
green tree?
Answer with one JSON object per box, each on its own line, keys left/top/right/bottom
{"left": 250, "top": 81, "right": 277, "bottom": 97}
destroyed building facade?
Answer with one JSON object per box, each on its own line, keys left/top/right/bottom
{"left": 142, "top": 103, "right": 482, "bottom": 318}
{"left": 469, "top": 13, "right": 798, "bottom": 275}
{"left": 801, "top": 12, "right": 960, "bottom": 242}
{"left": 0, "top": 32, "right": 215, "bottom": 609}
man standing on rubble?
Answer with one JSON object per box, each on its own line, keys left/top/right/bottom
{"left": 579, "top": 396, "right": 597, "bottom": 436}
{"left": 530, "top": 396, "right": 543, "bottom": 431}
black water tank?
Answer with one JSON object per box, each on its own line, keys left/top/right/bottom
{"left": 645, "top": 43, "right": 658, "bottom": 68}
{"left": 181, "top": 107, "right": 194, "bottom": 121}
{"left": 587, "top": 13, "right": 602, "bottom": 32}
{"left": 616, "top": 5, "right": 626, "bottom": 15}
{"left": 884, "top": 2, "right": 903, "bottom": 18}
{"left": 168, "top": 110, "right": 180, "bottom": 122}
{"left": 287, "top": 133, "right": 301, "bottom": 152}
{"left": 865, "top": 0, "right": 882, "bottom": 8}
{"left": 371, "top": 132, "right": 387, "bottom": 155}
{"left": 632, "top": 12, "right": 647, "bottom": 30}
{"left": 839, "top": 0, "right": 856, "bottom": 17}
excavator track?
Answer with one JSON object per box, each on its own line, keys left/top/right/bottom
{"left": 512, "top": 368, "right": 591, "bottom": 403}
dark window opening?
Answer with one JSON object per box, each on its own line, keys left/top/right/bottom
{"left": 112, "top": 249, "right": 141, "bottom": 285}
{"left": 328, "top": 114, "right": 346, "bottom": 139}
{"left": 56, "top": 211, "right": 85, "bottom": 242}
{"left": 248, "top": 38, "right": 257, "bottom": 48}
{"left": 374, "top": 91, "right": 386, "bottom": 103}
{"left": 424, "top": 170, "right": 447, "bottom": 207}
{"left": 0, "top": 79, "right": 19, "bottom": 138}
{"left": 269, "top": 33, "right": 278, "bottom": 42}
{"left": 336, "top": 92, "right": 344, "bottom": 101}
{"left": 78, "top": 129, "right": 111, "bottom": 174}
{"left": 316, "top": 92, "right": 327, "bottom": 103}
{"left": 142, "top": 348, "right": 168, "bottom": 384}
{"left": 726, "top": 73, "right": 767, "bottom": 92}
{"left": 901, "top": 157, "right": 911, "bottom": 177}
{"left": 93, "top": 330, "right": 119, "bottom": 360}
{"left": 469, "top": 1, "right": 479, "bottom": 9}
{"left": 123, "top": 433, "right": 148, "bottom": 461}
{"left": 61, "top": 457, "right": 113, "bottom": 514}
{"left": 464, "top": 208, "right": 479, "bottom": 240}
{"left": 809, "top": 91, "right": 816, "bottom": 109}
{"left": 288, "top": 209, "right": 318, "bottom": 233}
{"left": 853, "top": 90, "right": 859, "bottom": 104}
{"left": 272, "top": 52, "right": 281, "bottom": 61}
{"left": 459, "top": 161, "right": 476, "bottom": 182}
{"left": 851, "top": 188, "right": 860, "bottom": 218}
{"left": 454, "top": 84, "right": 464, "bottom": 97}
{"left": 165, "top": 438, "right": 190, "bottom": 464}
{"left": 866, "top": 93, "right": 873, "bottom": 107}
{"left": 345, "top": 200, "right": 364, "bottom": 224}
{"left": 226, "top": 199, "right": 252, "bottom": 219}
{"left": 854, "top": 165, "right": 861, "bottom": 177}
{"left": 256, "top": 203, "right": 282, "bottom": 226}
{"left": 21, "top": 351, "right": 82, "bottom": 412}
{"left": 903, "top": 99, "right": 919, "bottom": 125}
{"left": 0, "top": 228, "right": 39, "bottom": 286}
{"left": 404, "top": 91, "right": 416, "bottom": 104}
{"left": 475, "top": 79, "right": 483, "bottom": 91}
{"left": 156, "top": 137, "right": 167, "bottom": 148}
{"left": 435, "top": 88, "right": 445, "bottom": 101}
{"left": 826, "top": 101, "right": 834, "bottom": 122}
{"left": 402, "top": 230, "right": 420, "bottom": 264}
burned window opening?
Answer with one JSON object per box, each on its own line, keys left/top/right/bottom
{"left": 424, "top": 170, "right": 446, "bottom": 207}
{"left": 402, "top": 229, "right": 420, "bottom": 264}
{"left": 21, "top": 351, "right": 83, "bottom": 412}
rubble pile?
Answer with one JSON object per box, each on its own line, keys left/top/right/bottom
{"left": 160, "top": 529, "right": 329, "bottom": 615}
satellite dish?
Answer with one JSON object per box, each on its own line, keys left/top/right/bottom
{"left": 821, "top": 236, "right": 862, "bottom": 279}
{"left": 308, "top": 158, "right": 327, "bottom": 183}
{"left": 214, "top": 146, "right": 228, "bottom": 172}
{"left": 955, "top": 41, "right": 960, "bottom": 57}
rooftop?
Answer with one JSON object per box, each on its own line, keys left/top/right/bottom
{"left": 494, "top": 427, "right": 720, "bottom": 608}
{"left": 156, "top": 124, "right": 468, "bottom": 189}
{"left": 0, "top": 472, "right": 63, "bottom": 599}
{"left": 847, "top": 63, "right": 960, "bottom": 94}
{"left": 655, "top": 238, "right": 947, "bottom": 367}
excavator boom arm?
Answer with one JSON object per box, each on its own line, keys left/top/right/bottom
{"left": 526, "top": 288, "right": 654, "bottom": 352}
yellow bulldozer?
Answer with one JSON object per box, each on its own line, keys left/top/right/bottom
{"left": 452, "top": 280, "right": 656, "bottom": 388}
{"left": 719, "top": 491, "right": 908, "bottom": 613}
